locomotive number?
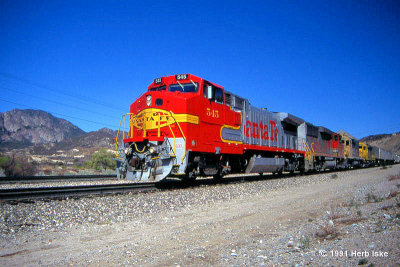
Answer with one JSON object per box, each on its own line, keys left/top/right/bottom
{"left": 206, "top": 108, "right": 219, "bottom": 118}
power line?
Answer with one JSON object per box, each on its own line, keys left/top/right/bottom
{"left": 0, "top": 72, "right": 128, "bottom": 113}
{"left": 0, "top": 85, "right": 117, "bottom": 120}
{"left": 0, "top": 97, "right": 117, "bottom": 129}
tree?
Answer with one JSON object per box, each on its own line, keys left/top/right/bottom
{"left": 86, "top": 148, "right": 116, "bottom": 171}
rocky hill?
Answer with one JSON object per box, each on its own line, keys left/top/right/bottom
{"left": 29, "top": 127, "right": 117, "bottom": 155}
{"left": 360, "top": 133, "right": 392, "bottom": 142}
{"left": 0, "top": 110, "right": 118, "bottom": 152}
{"left": 0, "top": 109, "right": 85, "bottom": 148}
{"left": 360, "top": 132, "right": 400, "bottom": 155}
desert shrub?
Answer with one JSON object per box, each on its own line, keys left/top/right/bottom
{"left": 366, "top": 192, "right": 383, "bottom": 203}
{"left": 346, "top": 197, "right": 359, "bottom": 209}
{"left": 0, "top": 155, "right": 37, "bottom": 177}
{"left": 86, "top": 148, "right": 116, "bottom": 171}
{"left": 315, "top": 221, "right": 339, "bottom": 240}
{"left": 299, "top": 235, "right": 310, "bottom": 250}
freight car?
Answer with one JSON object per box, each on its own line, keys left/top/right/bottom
{"left": 114, "top": 74, "right": 397, "bottom": 182}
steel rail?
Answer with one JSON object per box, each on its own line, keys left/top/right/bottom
{"left": 0, "top": 182, "right": 156, "bottom": 201}
{"left": 0, "top": 174, "right": 117, "bottom": 183}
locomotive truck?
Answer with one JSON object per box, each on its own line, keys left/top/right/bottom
{"left": 114, "top": 74, "right": 397, "bottom": 182}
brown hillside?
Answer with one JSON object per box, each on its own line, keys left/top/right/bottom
{"left": 360, "top": 133, "right": 400, "bottom": 155}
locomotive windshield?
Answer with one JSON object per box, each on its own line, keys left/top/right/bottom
{"left": 169, "top": 82, "right": 198, "bottom": 93}
{"left": 149, "top": 85, "right": 166, "bottom": 91}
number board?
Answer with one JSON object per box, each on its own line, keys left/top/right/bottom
{"left": 176, "top": 74, "right": 188, "bottom": 80}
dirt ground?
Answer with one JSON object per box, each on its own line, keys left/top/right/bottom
{"left": 1, "top": 165, "right": 399, "bottom": 266}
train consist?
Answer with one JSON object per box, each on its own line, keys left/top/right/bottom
{"left": 115, "top": 74, "right": 399, "bottom": 182}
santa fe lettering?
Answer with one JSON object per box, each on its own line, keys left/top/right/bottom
{"left": 244, "top": 120, "right": 278, "bottom": 141}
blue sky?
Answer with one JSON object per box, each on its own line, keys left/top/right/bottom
{"left": 1, "top": 0, "right": 399, "bottom": 138}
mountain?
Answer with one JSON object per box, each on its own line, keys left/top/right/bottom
{"left": 360, "top": 133, "right": 392, "bottom": 143}
{"left": 58, "top": 127, "right": 117, "bottom": 149}
{"left": 0, "top": 109, "right": 85, "bottom": 148}
{"left": 29, "top": 127, "right": 118, "bottom": 155}
{"left": 360, "top": 132, "right": 400, "bottom": 155}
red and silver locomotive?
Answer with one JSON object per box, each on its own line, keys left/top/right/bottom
{"left": 114, "top": 74, "right": 396, "bottom": 182}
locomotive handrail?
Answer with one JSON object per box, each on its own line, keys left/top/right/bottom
{"left": 115, "top": 114, "right": 128, "bottom": 159}
{"left": 115, "top": 112, "right": 137, "bottom": 159}
{"left": 114, "top": 110, "right": 187, "bottom": 164}
{"left": 165, "top": 110, "right": 187, "bottom": 164}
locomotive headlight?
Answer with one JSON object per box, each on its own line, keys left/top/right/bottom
{"left": 149, "top": 147, "right": 156, "bottom": 154}
{"left": 146, "top": 95, "right": 152, "bottom": 106}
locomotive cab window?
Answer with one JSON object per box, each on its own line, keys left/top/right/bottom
{"left": 225, "top": 93, "right": 232, "bottom": 107}
{"left": 149, "top": 85, "right": 166, "bottom": 91}
{"left": 203, "top": 84, "right": 207, "bottom": 98}
{"left": 234, "top": 97, "right": 244, "bottom": 111}
{"left": 204, "top": 83, "right": 224, "bottom": 104}
{"left": 169, "top": 82, "right": 198, "bottom": 93}
{"left": 214, "top": 87, "right": 223, "bottom": 104}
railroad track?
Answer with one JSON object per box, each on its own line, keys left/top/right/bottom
{"left": 0, "top": 174, "right": 117, "bottom": 184}
{"left": 1, "top": 165, "right": 394, "bottom": 201}
{"left": 0, "top": 182, "right": 156, "bottom": 201}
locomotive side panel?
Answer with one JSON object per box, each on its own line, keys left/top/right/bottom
{"left": 219, "top": 91, "right": 246, "bottom": 154}
{"left": 243, "top": 104, "right": 282, "bottom": 149}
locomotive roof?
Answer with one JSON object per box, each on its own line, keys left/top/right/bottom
{"left": 318, "top": 126, "right": 334, "bottom": 135}
{"left": 150, "top": 74, "right": 225, "bottom": 89}
{"left": 337, "top": 130, "right": 357, "bottom": 140}
{"left": 274, "top": 112, "right": 305, "bottom": 126}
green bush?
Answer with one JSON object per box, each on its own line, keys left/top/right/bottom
{"left": 0, "top": 156, "right": 9, "bottom": 166}
{"left": 0, "top": 155, "right": 37, "bottom": 177}
{"left": 86, "top": 148, "right": 116, "bottom": 171}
